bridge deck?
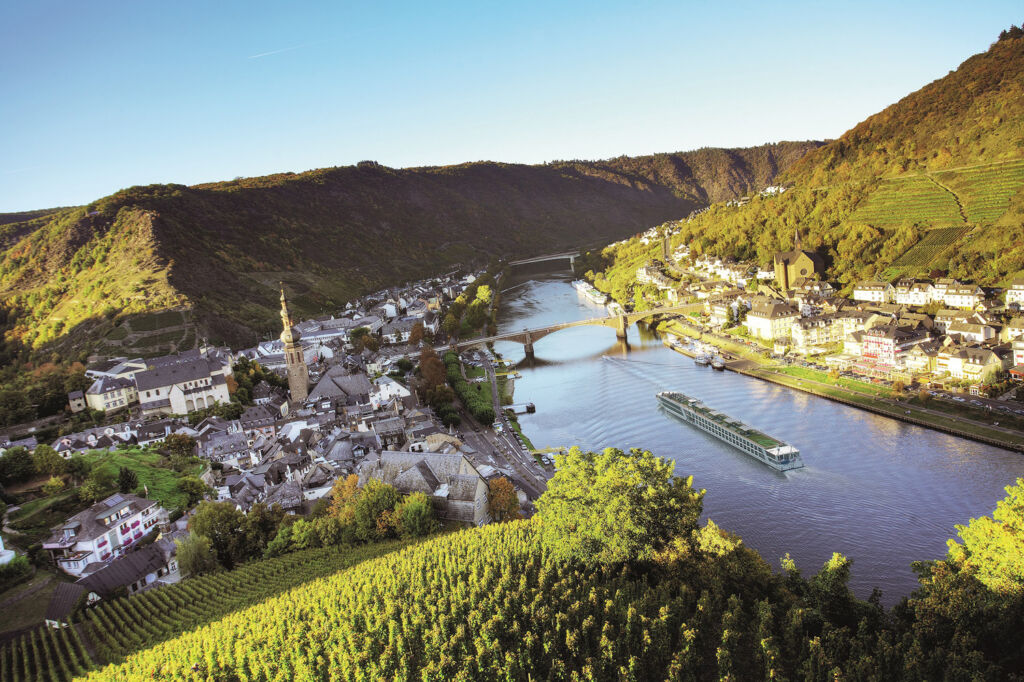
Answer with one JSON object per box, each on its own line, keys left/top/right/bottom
{"left": 450, "top": 302, "right": 703, "bottom": 347}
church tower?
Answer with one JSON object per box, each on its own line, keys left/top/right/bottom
{"left": 279, "top": 286, "right": 309, "bottom": 404}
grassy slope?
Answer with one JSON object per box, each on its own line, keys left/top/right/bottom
{"left": 0, "top": 143, "right": 819, "bottom": 351}
{"left": 669, "top": 32, "right": 1024, "bottom": 288}
{"left": 83, "top": 447, "right": 205, "bottom": 510}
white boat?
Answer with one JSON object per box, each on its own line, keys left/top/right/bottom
{"left": 657, "top": 391, "right": 804, "bottom": 471}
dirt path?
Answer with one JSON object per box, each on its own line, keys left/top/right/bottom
{"left": 923, "top": 174, "right": 969, "bottom": 223}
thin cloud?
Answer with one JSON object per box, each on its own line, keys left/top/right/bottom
{"left": 247, "top": 43, "right": 313, "bottom": 59}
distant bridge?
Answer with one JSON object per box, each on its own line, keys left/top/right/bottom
{"left": 508, "top": 251, "right": 580, "bottom": 269}
{"left": 450, "top": 302, "right": 703, "bottom": 356}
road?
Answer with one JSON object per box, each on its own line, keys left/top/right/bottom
{"left": 455, "top": 351, "right": 549, "bottom": 498}
{"left": 672, "top": 319, "right": 1024, "bottom": 442}
{"left": 481, "top": 357, "right": 550, "bottom": 490}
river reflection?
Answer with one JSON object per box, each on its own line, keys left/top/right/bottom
{"left": 495, "top": 273, "right": 1024, "bottom": 603}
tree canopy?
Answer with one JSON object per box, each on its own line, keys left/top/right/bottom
{"left": 536, "top": 447, "right": 704, "bottom": 564}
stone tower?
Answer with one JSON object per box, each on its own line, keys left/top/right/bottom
{"left": 279, "top": 286, "right": 309, "bottom": 404}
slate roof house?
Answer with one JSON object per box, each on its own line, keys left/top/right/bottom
{"left": 360, "top": 451, "right": 490, "bottom": 525}
{"left": 42, "top": 493, "right": 165, "bottom": 576}
{"left": 135, "top": 351, "right": 232, "bottom": 417}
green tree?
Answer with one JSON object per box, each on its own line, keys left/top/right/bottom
{"left": 66, "top": 454, "right": 92, "bottom": 485}
{"left": 394, "top": 492, "right": 438, "bottom": 538}
{"left": 178, "top": 476, "right": 210, "bottom": 507}
{"left": 263, "top": 524, "right": 293, "bottom": 558}
{"left": 476, "top": 284, "right": 493, "bottom": 305}
{"left": 31, "top": 444, "right": 65, "bottom": 476}
{"left": 78, "top": 469, "right": 115, "bottom": 504}
{"left": 442, "top": 313, "right": 459, "bottom": 336}
{"left": 535, "top": 447, "right": 705, "bottom": 564}
{"left": 42, "top": 476, "right": 65, "bottom": 496}
{"left": 164, "top": 434, "right": 197, "bottom": 472}
{"left": 242, "top": 502, "right": 285, "bottom": 556}
{"left": 0, "top": 446, "right": 35, "bottom": 485}
{"left": 117, "top": 466, "right": 139, "bottom": 493}
{"left": 946, "top": 476, "right": 1024, "bottom": 595}
{"left": 353, "top": 479, "right": 401, "bottom": 542}
{"left": 175, "top": 533, "right": 221, "bottom": 577}
{"left": 189, "top": 501, "right": 247, "bottom": 569}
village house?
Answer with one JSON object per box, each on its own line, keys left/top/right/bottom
{"left": 1006, "top": 278, "right": 1024, "bottom": 307}
{"left": 1012, "top": 339, "right": 1024, "bottom": 373}
{"left": 239, "top": 404, "right": 278, "bottom": 441}
{"left": 937, "top": 345, "right": 1009, "bottom": 382}
{"left": 74, "top": 538, "right": 180, "bottom": 606}
{"left": 52, "top": 424, "right": 137, "bottom": 458}
{"left": 859, "top": 323, "right": 930, "bottom": 369}
{"left": 894, "top": 280, "right": 936, "bottom": 306}
{"left": 790, "top": 315, "right": 843, "bottom": 352}
{"left": 947, "top": 321, "right": 996, "bottom": 344}
{"left": 371, "top": 376, "right": 412, "bottom": 410}
{"left": 1004, "top": 318, "right": 1024, "bottom": 341}
{"left": 68, "top": 390, "right": 86, "bottom": 413}
{"left": 745, "top": 302, "right": 799, "bottom": 341}
{"left": 942, "top": 284, "right": 985, "bottom": 310}
{"left": 904, "top": 340, "right": 942, "bottom": 375}
{"left": 933, "top": 309, "right": 973, "bottom": 333}
{"left": 42, "top": 493, "right": 165, "bottom": 577}
{"left": 84, "top": 376, "right": 138, "bottom": 413}
{"left": 381, "top": 318, "right": 419, "bottom": 345}
{"left": 307, "top": 365, "right": 374, "bottom": 409}
{"left": 852, "top": 281, "right": 894, "bottom": 304}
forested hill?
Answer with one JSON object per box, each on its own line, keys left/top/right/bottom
{"left": 0, "top": 142, "right": 818, "bottom": 352}
{"left": 669, "top": 29, "right": 1024, "bottom": 290}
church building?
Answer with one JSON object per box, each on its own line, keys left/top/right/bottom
{"left": 773, "top": 228, "right": 823, "bottom": 291}
{"left": 280, "top": 287, "right": 309, "bottom": 404}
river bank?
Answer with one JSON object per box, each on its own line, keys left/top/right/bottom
{"left": 656, "top": 318, "right": 1024, "bottom": 453}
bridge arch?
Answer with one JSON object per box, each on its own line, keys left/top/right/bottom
{"left": 450, "top": 302, "right": 703, "bottom": 357}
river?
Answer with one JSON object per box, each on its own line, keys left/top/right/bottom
{"left": 494, "top": 273, "right": 1024, "bottom": 603}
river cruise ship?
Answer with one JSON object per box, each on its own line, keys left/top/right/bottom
{"left": 656, "top": 391, "right": 804, "bottom": 471}
{"left": 572, "top": 280, "right": 609, "bottom": 305}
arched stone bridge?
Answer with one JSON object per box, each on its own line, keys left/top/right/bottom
{"left": 450, "top": 302, "right": 704, "bottom": 356}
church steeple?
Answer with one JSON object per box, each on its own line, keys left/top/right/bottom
{"left": 278, "top": 284, "right": 308, "bottom": 404}
{"left": 280, "top": 284, "right": 296, "bottom": 345}
{"left": 794, "top": 225, "right": 801, "bottom": 251}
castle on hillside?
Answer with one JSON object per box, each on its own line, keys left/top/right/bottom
{"left": 773, "top": 228, "right": 823, "bottom": 291}
{"left": 279, "top": 286, "right": 309, "bottom": 404}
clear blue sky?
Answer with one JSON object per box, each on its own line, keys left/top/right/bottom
{"left": 0, "top": 0, "right": 1020, "bottom": 211}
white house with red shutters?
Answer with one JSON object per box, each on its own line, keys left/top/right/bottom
{"left": 42, "top": 493, "right": 165, "bottom": 577}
